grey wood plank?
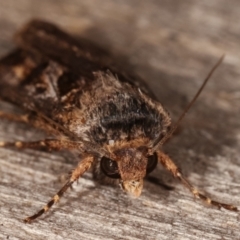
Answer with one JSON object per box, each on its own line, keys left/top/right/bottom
{"left": 0, "top": 1, "right": 240, "bottom": 239}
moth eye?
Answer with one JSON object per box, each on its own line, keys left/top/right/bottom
{"left": 100, "top": 157, "right": 120, "bottom": 179}
{"left": 146, "top": 152, "right": 158, "bottom": 174}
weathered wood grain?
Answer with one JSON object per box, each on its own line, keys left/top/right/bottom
{"left": 0, "top": 1, "right": 240, "bottom": 239}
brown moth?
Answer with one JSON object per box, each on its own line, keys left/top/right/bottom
{"left": 0, "top": 20, "right": 237, "bottom": 223}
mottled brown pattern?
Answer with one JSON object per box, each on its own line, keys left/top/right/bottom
{"left": 0, "top": 20, "right": 172, "bottom": 221}
{"left": 0, "top": 20, "right": 238, "bottom": 225}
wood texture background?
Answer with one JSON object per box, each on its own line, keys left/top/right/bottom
{"left": 0, "top": 1, "right": 240, "bottom": 239}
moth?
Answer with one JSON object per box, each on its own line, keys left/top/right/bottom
{"left": 0, "top": 20, "right": 237, "bottom": 223}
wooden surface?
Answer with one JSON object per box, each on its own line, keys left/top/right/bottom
{"left": 0, "top": 1, "right": 240, "bottom": 239}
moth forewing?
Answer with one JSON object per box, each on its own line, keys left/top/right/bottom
{"left": 0, "top": 20, "right": 237, "bottom": 223}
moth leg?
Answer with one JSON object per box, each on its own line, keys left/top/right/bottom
{"left": 0, "top": 109, "right": 72, "bottom": 137}
{"left": 24, "top": 155, "right": 94, "bottom": 223}
{"left": 156, "top": 151, "right": 238, "bottom": 211}
{"left": 0, "top": 111, "right": 29, "bottom": 123}
{"left": 0, "top": 139, "right": 85, "bottom": 152}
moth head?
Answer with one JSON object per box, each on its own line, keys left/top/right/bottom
{"left": 100, "top": 143, "right": 158, "bottom": 197}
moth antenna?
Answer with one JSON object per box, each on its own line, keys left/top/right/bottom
{"left": 153, "top": 55, "right": 225, "bottom": 149}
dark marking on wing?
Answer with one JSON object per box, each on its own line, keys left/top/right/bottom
{"left": 14, "top": 20, "right": 111, "bottom": 77}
